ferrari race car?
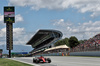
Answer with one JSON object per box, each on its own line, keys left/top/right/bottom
{"left": 33, "top": 56, "right": 51, "bottom": 63}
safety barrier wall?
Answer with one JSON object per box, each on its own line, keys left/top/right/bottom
{"left": 40, "top": 53, "right": 62, "bottom": 56}
{"left": 69, "top": 51, "right": 100, "bottom": 56}
{"left": 34, "top": 52, "right": 69, "bottom": 56}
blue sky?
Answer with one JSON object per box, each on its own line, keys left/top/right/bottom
{"left": 0, "top": 0, "right": 100, "bottom": 53}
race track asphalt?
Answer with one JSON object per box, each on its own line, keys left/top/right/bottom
{"left": 9, "top": 56, "right": 100, "bottom": 66}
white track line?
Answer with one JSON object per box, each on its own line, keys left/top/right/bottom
{"left": 8, "top": 58, "right": 40, "bottom": 66}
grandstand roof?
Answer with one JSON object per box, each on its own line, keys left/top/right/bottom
{"left": 26, "top": 29, "right": 63, "bottom": 49}
{"left": 44, "top": 45, "right": 69, "bottom": 52}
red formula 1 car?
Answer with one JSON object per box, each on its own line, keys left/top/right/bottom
{"left": 33, "top": 56, "right": 51, "bottom": 63}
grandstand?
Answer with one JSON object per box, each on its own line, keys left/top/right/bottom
{"left": 27, "top": 29, "right": 63, "bottom": 56}
{"left": 71, "top": 33, "right": 100, "bottom": 52}
{"left": 42, "top": 45, "right": 70, "bottom": 56}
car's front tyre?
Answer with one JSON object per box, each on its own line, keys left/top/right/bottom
{"left": 36, "top": 59, "right": 40, "bottom": 63}
{"left": 33, "top": 58, "right": 36, "bottom": 63}
{"left": 47, "top": 58, "right": 51, "bottom": 63}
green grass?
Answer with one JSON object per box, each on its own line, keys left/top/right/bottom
{"left": 0, "top": 58, "right": 33, "bottom": 66}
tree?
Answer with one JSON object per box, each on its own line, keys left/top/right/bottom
{"left": 54, "top": 40, "right": 63, "bottom": 46}
{"left": 79, "top": 39, "right": 87, "bottom": 44}
{"left": 62, "top": 38, "right": 69, "bottom": 47}
{"left": 68, "top": 36, "right": 79, "bottom": 48}
{"left": 54, "top": 37, "right": 69, "bottom": 47}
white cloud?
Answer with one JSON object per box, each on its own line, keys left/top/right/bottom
{"left": 53, "top": 19, "right": 72, "bottom": 27}
{"left": 53, "top": 19, "right": 100, "bottom": 40}
{"left": 0, "top": 28, "right": 6, "bottom": 45}
{"left": 13, "top": 28, "right": 33, "bottom": 45}
{"left": 9, "top": 0, "right": 28, "bottom": 6}
{"left": 0, "top": 14, "right": 3, "bottom": 22}
{"left": 15, "top": 14, "right": 24, "bottom": 22}
{"left": 0, "top": 27, "right": 33, "bottom": 45}
{"left": 0, "top": 28, "right": 6, "bottom": 42}
{"left": 9, "top": 0, "right": 100, "bottom": 17}
{"left": 0, "top": 14, "right": 4, "bottom": 25}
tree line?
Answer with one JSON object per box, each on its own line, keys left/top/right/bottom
{"left": 54, "top": 36, "right": 87, "bottom": 48}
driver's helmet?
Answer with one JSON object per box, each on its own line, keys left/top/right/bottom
{"left": 40, "top": 55, "right": 43, "bottom": 57}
